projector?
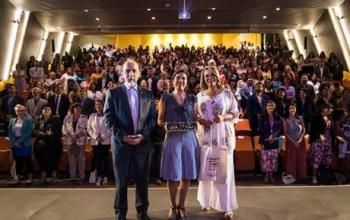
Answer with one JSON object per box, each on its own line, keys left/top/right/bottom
{"left": 178, "top": 11, "right": 191, "bottom": 20}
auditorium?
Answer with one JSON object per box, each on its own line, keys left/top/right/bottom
{"left": 0, "top": 0, "right": 350, "bottom": 219}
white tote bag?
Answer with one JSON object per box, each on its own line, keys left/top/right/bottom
{"left": 199, "top": 145, "right": 228, "bottom": 184}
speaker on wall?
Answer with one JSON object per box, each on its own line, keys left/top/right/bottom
{"left": 304, "top": 36, "right": 307, "bottom": 50}
{"left": 52, "top": 39, "right": 55, "bottom": 53}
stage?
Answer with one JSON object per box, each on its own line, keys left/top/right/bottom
{"left": 0, "top": 185, "right": 350, "bottom": 220}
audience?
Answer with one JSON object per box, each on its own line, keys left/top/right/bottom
{"left": 0, "top": 41, "right": 349, "bottom": 185}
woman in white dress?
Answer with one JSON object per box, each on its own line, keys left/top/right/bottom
{"left": 196, "top": 64, "right": 239, "bottom": 220}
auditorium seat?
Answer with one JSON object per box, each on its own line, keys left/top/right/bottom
{"left": 235, "top": 119, "right": 251, "bottom": 136}
{"left": 0, "top": 149, "right": 11, "bottom": 171}
{"left": 235, "top": 136, "right": 255, "bottom": 171}
{"left": 85, "top": 143, "right": 93, "bottom": 171}
{"left": 0, "top": 137, "right": 11, "bottom": 150}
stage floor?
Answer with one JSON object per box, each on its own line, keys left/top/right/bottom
{"left": 0, "top": 185, "right": 350, "bottom": 220}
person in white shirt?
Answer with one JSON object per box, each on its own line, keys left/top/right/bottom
{"left": 87, "top": 100, "right": 111, "bottom": 185}
{"left": 45, "top": 72, "right": 60, "bottom": 86}
{"left": 62, "top": 103, "right": 88, "bottom": 183}
{"left": 60, "top": 67, "right": 75, "bottom": 94}
{"left": 307, "top": 73, "right": 320, "bottom": 95}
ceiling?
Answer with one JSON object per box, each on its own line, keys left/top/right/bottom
{"left": 9, "top": 0, "right": 346, "bottom": 34}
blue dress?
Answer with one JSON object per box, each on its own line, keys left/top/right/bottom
{"left": 160, "top": 93, "right": 199, "bottom": 181}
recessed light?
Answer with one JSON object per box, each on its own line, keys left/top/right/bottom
{"left": 262, "top": 15, "right": 267, "bottom": 19}
{"left": 165, "top": 3, "right": 171, "bottom": 8}
{"left": 152, "top": 16, "right": 156, "bottom": 20}
{"left": 212, "top": 8, "right": 216, "bottom": 11}
{"left": 276, "top": 7, "right": 280, "bottom": 11}
{"left": 95, "top": 17, "right": 100, "bottom": 21}
{"left": 207, "top": 15, "right": 212, "bottom": 20}
{"left": 84, "top": 9, "right": 89, "bottom": 12}
{"left": 147, "top": 8, "right": 151, "bottom": 11}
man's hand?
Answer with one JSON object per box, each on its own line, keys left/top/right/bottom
{"left": 123, "top": 134, "right": 144, "bottom": 145}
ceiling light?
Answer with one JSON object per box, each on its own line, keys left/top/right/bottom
{"left": 165, "top": 3, "right": 171, "bottom": 8}
{"left": 207, "top": 16, "right": 212, "bottom": 20}
{"left": 212, "top": 8, "right": 216, "bottom": 11}
{"left": 152, "top": 16, "right": 156, "bottom": 20}
{"left": 262, "top": 15, "right": 267, "bottom": 19}
{"left": 95, "top": 17, "right": 100, "bottom": 21}
{"left": 84, "top": 9, "right": 89, "bottom": 12}
{"left": 147, "top": 8, "right": 151, "bottom": 11}
{"left": 276, "top": 7, "right": 280, "bottom": 11}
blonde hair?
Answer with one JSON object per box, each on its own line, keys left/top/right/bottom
{"left": 200, "top": 63, "right": 223, "bottom": 90}
{"left": 14, "top": 104, "right": 25, "bottom": 111}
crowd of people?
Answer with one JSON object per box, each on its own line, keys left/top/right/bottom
{"left": 0, "top": 41, "right": 349, "bottom": 190}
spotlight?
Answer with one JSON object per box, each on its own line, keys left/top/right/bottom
{"left": 207, "top": 16, "right": 212, "bottom": 20}
{"left": 151, "top": 16, "right": 156, "bottom": 20}
{"left": 179, "top": 11, "right": 190, "bottom": 20}
{"left": 84, "top": 9, "right": 89, "bottom": 12}
{"left": 276, "top": 7, "right": 280, "bottom": 11}
{"left": 262, "top": 15, "right": 267, "bottom": 19}
{"left": 96, "top": 17, "right": 100, "bottom": 21}
{"left": 147, "top": 8, "right": 151, "bottom": 11}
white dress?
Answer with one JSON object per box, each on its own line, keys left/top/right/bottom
{"left": 197, "top": 88, "right": 239, "bottom": 212}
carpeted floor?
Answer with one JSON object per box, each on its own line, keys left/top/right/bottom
{"left": 0, "top": 185, "right": 350, "bottom": 220}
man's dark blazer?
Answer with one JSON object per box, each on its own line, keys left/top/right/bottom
{"left": 81, "top": 97, "right": 95, "bottom": 117}
{"left": 104, "top": 85, "right": 156, "bottom": 149}
{"left": 1, "top": 95, "right": 24, "bottom": 117}
{"left": 48, "top": 94, "right": 70, "bottom": 121}
{"left": 103, "top": 84, "right": 156, "bottom": 217}
{"left": 314, "top": 66, "right": 331, "bottom": 80}
{"left": 247, "top": 93, "right": 269, "bottom": 135}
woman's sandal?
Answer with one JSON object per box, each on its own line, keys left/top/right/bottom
{"left": 224, "top": 212, "right": 234, "bottom": 220}
{"left": 168, "top": 207, "right": 178, "bottom": 220}
{"left": 177, "top": 206, "right": 190, "bottom": 220}
{"left": 201, "top": 207, "right": 210, "bottom": 212}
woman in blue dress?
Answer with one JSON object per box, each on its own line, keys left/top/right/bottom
{"left": 158, "top": 69, "right": 199, "bottom": 220}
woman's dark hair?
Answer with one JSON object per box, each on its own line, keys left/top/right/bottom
{"left": 41, "top": 103, "right": 54, "bottom": 112}
{"left": 69, "top": 102, "right": 82, "bottom": 114}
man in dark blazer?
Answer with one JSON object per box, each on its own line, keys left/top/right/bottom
{"left": 104, "top": 59, "right": 155, "bottom": 220}
{"left": 247, "top": 82, "right": 269, "bottom": 136}
{"left": 314, "top": 62, "right": 331, "bottom": 81}
{"left": 1, "top": 84, "right": 24, "bottom": 118}
{"left": 0, "top": 84, "right": 24, "bottom": 133}
{"left": 48, "top": 83, "right": 70, "bottom": 122}
{"left": 80, "top": 88, "right": 95, "bottom": 117}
